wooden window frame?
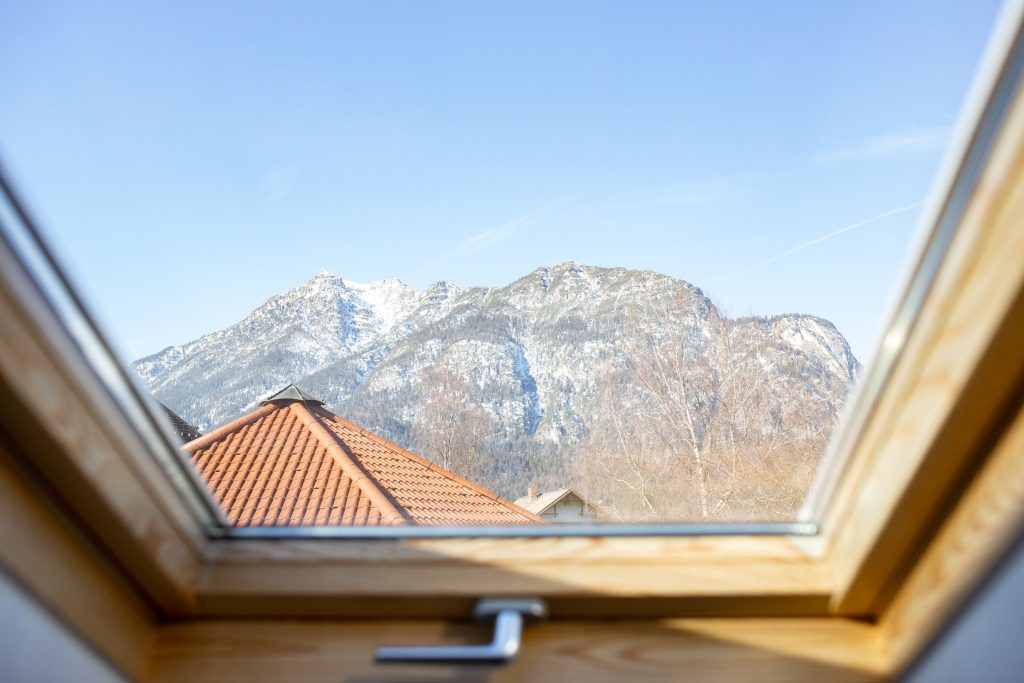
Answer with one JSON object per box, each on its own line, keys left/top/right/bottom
{"left": 2, "top": 4, "right": 1024, "bottom": 681}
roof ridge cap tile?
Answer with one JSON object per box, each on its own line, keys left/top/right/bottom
{"left": 288, "top": 402, "right": 410, "bottom": 526}
{"left": 316, "top": 408, "right": 544, "bottom": 524}
{"left": 546, "top": 488, "right": 575, "bottom": 503}
{"left": 523, "top": 488, "right": 579, "bottom": 513}
{"left": 183, "top": 404, "right": 275, "bottom": 454}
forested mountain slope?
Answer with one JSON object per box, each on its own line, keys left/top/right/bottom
{"left": 136, "top": 263, "right": 860, "bottom": 521}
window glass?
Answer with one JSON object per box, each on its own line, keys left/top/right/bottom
{"left": 0, "top": 0, "right": 1004, "bottom": 527}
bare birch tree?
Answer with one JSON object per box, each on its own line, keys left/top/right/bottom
{"left": 411, "top": 366, "right": 490, "bottom": 480}
{"left": 578, "top": 296, "right": 838, "bottom": 522}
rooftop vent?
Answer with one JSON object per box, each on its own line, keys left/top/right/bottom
{"left": 260, "top": 384, "right": 325, "bottom": 406}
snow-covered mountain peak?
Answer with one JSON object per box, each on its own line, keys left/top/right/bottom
{"left": 137, "top": 264, "right": 862, "bottom": 506}
{"left": 342, "top": 278, "right": 419, "bottom": 333}
{"left": 425, "top": 280, "right": 457, "bottom": 295}
{"left": 287, "top": 270, "right": 346, "bottom": 297}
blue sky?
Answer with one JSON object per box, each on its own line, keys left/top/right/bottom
{"left": 0, "top": 0, "right": 1004, "bottom": 360}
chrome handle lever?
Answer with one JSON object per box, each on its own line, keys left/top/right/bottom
{"left": 375, "top": 598, "right": 547, "bottom": 665}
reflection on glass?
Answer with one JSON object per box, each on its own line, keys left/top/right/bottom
{"left": 0, "top": 1, "right": 1004, "bottom": 525}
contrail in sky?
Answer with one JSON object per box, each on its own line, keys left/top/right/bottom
{"left": 721, "top": 201, "right": 925, "bottom": 281}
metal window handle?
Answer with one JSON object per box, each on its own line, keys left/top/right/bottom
{"left": 375, "top": 598, "right": 548, "bottom": 665}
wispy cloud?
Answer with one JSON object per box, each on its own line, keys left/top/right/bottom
{"left": 718, "top": 201, "right": 925, "bottom": 281}
{"left": 455, "top": 214, "right": 536, "bottom": 254}
{"left": 450, "top": 203, "right": 562, "bottom": 257}
{"left": 816, "top": 126, "right": 951, "bottom": 163}
{"left": 258, "top": 166, "right": 299, "bottom": 205}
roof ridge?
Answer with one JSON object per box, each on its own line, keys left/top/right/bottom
{"left": 314, "top": 407, "right": 544, "bottom": 523}
{"left": 288, "top": 402, "right": 410, "bottom": 526}
{"left": 521, "top": 488, "right": 576, "bottom": 513}
{"left": 261, "top": 383, "right": 324, "bottom": 406}
{"left": 183, "top": 403, "right": 275, "bottom": 453}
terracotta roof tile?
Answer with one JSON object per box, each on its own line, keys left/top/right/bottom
{"left": 186, "top": 398, "right": 542, "bottom": 527}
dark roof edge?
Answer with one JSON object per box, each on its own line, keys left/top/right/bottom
{"left": 260, "top": 384, "right": 325, "bottom": 406}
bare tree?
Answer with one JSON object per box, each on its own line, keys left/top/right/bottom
{"left": 578, "top": 381, "right": 679, "bottom": 521}
{"left": 411, "top": 366, "right": 490, "bottom": 480}
{"left": 577, "top": 296, "right": 839, "bottom": 522}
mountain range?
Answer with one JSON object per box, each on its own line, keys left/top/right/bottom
{"left": 135, "top": 263, "right": 860, "bottom": 518}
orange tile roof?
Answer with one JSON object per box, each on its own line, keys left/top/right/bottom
{"left": 184, "top": 392, "right": 542, "bottom": 527}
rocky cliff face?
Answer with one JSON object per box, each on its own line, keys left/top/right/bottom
{"left": 136, "top": 263, "right": 860, "bottom": 511}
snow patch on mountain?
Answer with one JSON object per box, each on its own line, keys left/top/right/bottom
{"left": 136, "top": 263, "right": 862, "bottom": 498}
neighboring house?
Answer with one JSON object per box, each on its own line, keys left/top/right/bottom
{"left": 186, "top": 384, "right": 543, "bottom": 527}
{"left": 159, "top": 402, "right": 201, "bottom": 443}
{"left": 514, "top": 487, "right": 601, "bottom": 524}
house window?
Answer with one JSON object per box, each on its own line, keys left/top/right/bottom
{"left": 0, "top": 1, "right": 1009, "bottom": 536}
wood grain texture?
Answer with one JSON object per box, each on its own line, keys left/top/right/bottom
{"left": 0, "top": 236, "right": 206, "bottom": 615}
{"left": 879, "top": 396, "right": 1024, "bottom": 675}
{"left": 0, "top": 438, "right": 155, "bottom": 682}
{"left": 151, "top": 618, "right": 886, "bottom": 683}
{"left": 196, "top": 534, "right": 828, "bottom": 618}
{"left": 823, "top": 70, "right": 1024, "bottom": 616}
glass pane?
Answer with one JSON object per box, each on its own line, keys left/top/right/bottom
{"left": 0, "top": 0, "right": 1005, "bottom": 528}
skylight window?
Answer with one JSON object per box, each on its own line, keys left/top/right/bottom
{"left": 0, "top": 0, "right": 1008, "bottom": 532}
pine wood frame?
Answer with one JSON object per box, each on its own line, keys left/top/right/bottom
{"left": 3, "top": 4, "right": 1024, "bottom": 681}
